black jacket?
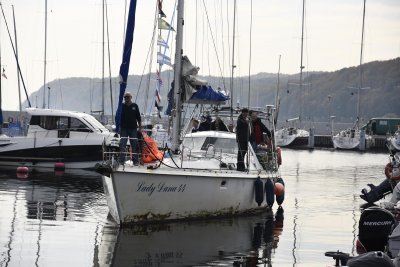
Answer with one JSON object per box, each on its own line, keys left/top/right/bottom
{"left": 236, "top": 114, "right": 250, "bottom": 145}
{"left": 121, "top": 102, "right": 141, "bottom": 129}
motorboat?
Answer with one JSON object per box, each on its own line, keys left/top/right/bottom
{"left": 0, "top": 108, "right": 119, "bottom": 170}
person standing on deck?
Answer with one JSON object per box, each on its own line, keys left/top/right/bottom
{"left": 119, "top": 92, "right": 142, "bottom": 165}
{"left": 236, "top": 108, "right": 250, "bottom": 172}
{"left": 249, "top": 111, "right": 272, "bottom": 151}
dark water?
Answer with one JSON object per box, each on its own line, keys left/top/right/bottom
{"left": 0, "top": 150, "right": 390, "bottom": 267}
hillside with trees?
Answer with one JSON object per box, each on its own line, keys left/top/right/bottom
{"left": 24, "top": 57, "right": 400, "bottom": 123}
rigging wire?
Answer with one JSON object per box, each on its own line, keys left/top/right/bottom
{"left": 247, "top": 0, "right": 253, "bottom": 109}
{"left": 143, "top": 1, "right": 159, "bottom": 116}
{"left": 134, "top": 3, "right": 158, "bottom": 104}
{"left": 201, "top": 0, "right": 227, "bottom": 92}
{"left": 0, "top": 4, "right": 31, "bottom": 107}
{"left": 105, "top": 0, "right": 114, "bottom": 122}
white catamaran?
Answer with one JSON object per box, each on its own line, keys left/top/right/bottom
{"left": 98, "top": 0, "right": 284, "bottom": 225}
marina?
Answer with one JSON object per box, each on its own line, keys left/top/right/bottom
{"left": 0, "top": 149, "right": 392, "bottom": 266}
{"left": 0, "top": 0, "right": 398, "bottom": 266}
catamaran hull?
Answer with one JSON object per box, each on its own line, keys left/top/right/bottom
{"left": 103, "top": 168, "right": 271, "bottom": 225}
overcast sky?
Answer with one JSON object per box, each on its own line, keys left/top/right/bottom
{"left": 0, "top": 0, "right": 399, "bottom": 110}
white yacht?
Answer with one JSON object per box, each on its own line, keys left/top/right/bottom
{"left": 0, "top": 108, "right": 119, "bottom": 169}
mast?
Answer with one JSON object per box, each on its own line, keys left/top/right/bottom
{"left": 42, "top": 0, "right": 47, "bottom": 109}
{"left": 101, "top": 0, "right": 105, "bottom": 121}
{"left": 115, "top": 0, "right": 138, "bottom": 133}
{"left": 230, "top": 0, "right": 236, "bottom": 123}
{"left": 171, "top": 0, "right": 184, "bottom": 152}
{"left": 299, "top": 0, "right": 305, "bottom": 125}
{"left": 0, "top": 14, "right": 2, "bottom": 130}
{"left": 357, "top": 0, "right": 366, "bottom": 129}
{"left": 274, "top": 54, "right": 281, "bottom": 125}
{"left": 12, "top": 6, "right": 21, "bottom": 112}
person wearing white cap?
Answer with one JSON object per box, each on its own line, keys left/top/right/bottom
{"left": 119, "top": 91, "right": 142, "bottom": 165}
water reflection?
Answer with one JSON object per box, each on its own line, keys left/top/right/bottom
{"left": 97, "top": 209, "right": 285, "bottom": 267}
{"left": 0, "top": 170, "right": 106, "bottom": 267}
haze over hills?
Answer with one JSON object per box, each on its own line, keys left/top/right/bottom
{"left": 23, "top": 57, "right": 400, "bottom": 123}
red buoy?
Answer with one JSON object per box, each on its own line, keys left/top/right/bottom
{"left": 274, "top": 182, "right": 285, "bottom": 197}
{"left": 16, "top": 166, "right": 29, "bottom": 179}
{"left": 54, "top": 162, "right": 65, "bottom": 170}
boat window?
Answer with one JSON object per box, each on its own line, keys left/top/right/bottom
{"left": 182, "top": 136, "right": 238, "bottom": 154}
{"left": 36, "top": 116, "right": 59, "bottom": 130}
{"left": 57, "top": 117, "right": 69, "bottom": 129}
{"left": 70, "top": 118, "right": 91, "bottom": 132}
{"left": 82, "top": 115, "right": 108, "bottom": 133}
{"left": 200, "top": 137, "right": 238, "bottom": 154}
{"left": 30, "top": 115, "right": 41, "bottom": 126}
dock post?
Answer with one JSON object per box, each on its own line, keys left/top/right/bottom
{"left": 308, "top": 128, "right": 315, "bottom": 149}
{"left": 359, "top": 130, "right": 366, "bottom": 151}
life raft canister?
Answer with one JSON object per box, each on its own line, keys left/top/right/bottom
{"left": 142, "top": 133, "right": 163, "bottom": 163}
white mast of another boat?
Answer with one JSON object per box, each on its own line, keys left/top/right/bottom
{"left": 171, "top": 0, "right": 184, "bottom": 152}
{"left": 230, "top": 0, "right": 237, "bottom": 122}
{"left": 42, "top": 0, "right": 47, "bottom": 109}
{"left": 299, "top": 0, "right": 305, "bottom": 127}
{"left": 356, "top": 0, "right": 366, "bottom": 130}
{"left": 11, "top": 6, "right": 21, "bottom": 112}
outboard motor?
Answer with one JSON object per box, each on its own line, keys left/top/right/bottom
{"left": 347, "top": 251, "right": 394, "bottom": 267}
{"left": 358, "top": 206, "right": 396, "bottom": 252}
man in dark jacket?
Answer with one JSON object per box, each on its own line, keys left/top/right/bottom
{"left": 198, "top": 115, "right": 212, "bottom": 131}
{"left": 236, "top": 108, "right": 250, "bottom": 171}
{"left": 249, "top": 111, "right": 272, "bottom": 150}
{"left": 211, "top": 116, "right": 229, "bottom": 132}
{"left": 119, "top": 92, "right": 142, "bottom": 164}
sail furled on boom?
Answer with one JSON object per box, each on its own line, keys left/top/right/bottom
{"left": 115, "top": 0, "right": 138, "bottom": 132}
{"left": 165, "top": 56, "right": 229, "bottom": 110}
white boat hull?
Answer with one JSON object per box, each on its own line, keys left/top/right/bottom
{"left": 332, "top": 129, "right": 371, "bottom": 150}
{"left": 332, "top": 135, "right": 360, "bottom": 150}
{"left": 102, "top": 166, "right": 272, "bottom": 225}
{"left": 0, "top": 135, "right": 116, "bottom": 169}
{"left": 274, "top": 128, "right": 309, "bottom": 147}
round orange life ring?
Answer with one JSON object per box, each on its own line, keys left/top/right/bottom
{"left": 7, "top": 117, "right": 13, "bottom": 123}
{"left": 277, "top": 147, "right": 282, "bottom": 165}
{"left": 385, "top": 162, "right": 400, "bottom": 181}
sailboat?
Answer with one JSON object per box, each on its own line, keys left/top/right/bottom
{"left": 332, "top": 0, "right": 371, "bottom": 150}
{"left": 274, "top": 0, "right": 309, "bottom": 148}
{"left": 97, "top": 0, "right": 284, "bottom": 225}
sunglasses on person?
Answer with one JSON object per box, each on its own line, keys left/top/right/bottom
{"left": 124, "top": 96, "right": 131, "bottom": 98}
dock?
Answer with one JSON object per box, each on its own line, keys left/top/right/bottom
{"left": 288, "top": 135, "right": 389, "bottom": 152}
